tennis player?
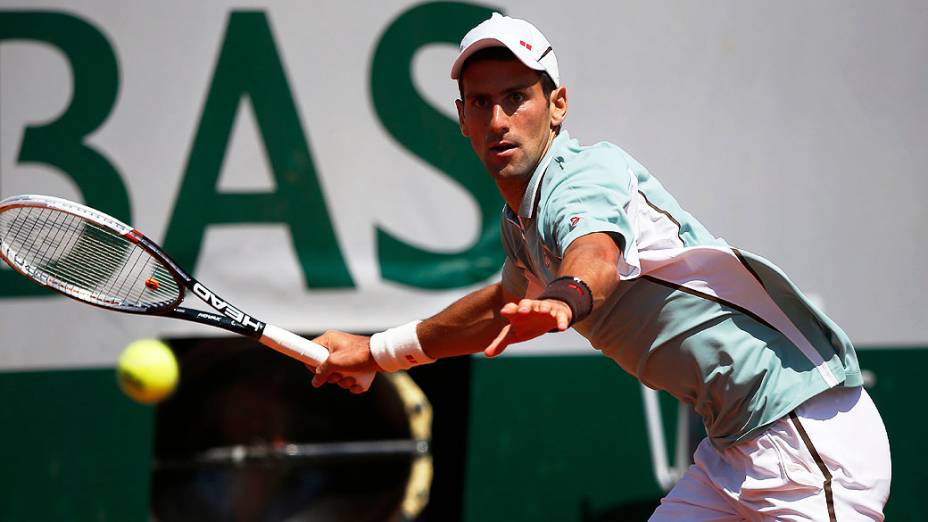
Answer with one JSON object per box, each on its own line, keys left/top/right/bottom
{"left": 313, "top": 13, "right": 891, "bottom": 520}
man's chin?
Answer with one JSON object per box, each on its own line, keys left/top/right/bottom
{"left": 484, "top": 157, "right": 527, "bottom": 179}
{"left": 492, "top": 167, "right": 533, "bottom": 182}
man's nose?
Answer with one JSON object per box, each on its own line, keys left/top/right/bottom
{"left": 489, "top": 104, "right": 508, "bottom": 133}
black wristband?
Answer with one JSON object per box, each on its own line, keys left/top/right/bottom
{"left": 538, "top": 276, "right": 593, "bottom": 326}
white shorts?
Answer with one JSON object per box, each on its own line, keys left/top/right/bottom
{"left": 650, "top": 386, "right": 891, "bottom": 521}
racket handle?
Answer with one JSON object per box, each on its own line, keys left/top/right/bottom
{"left": 259, "top": 324, "right": 375, "bottom": 390}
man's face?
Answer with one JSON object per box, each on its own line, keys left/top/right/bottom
{"left": 456, "top": 59, "right": 566, "bottom": 183}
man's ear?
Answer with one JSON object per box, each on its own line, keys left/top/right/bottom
{"left": 550, "top": 86, "right": 568, "bottom": 128}
{"left": 455, "top": 99, "right": 469, "bottom": 137}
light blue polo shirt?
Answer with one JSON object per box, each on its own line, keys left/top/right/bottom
{"left": 500, "top": 131, "right": 862, "bottom": 449}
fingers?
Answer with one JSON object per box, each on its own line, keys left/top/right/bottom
{"left": 311, "top": 360, "right": 332, "bottom": 388}
{"left": 312, "top": 370, "right": 365, "bottom": 390}
{"left": 501, "top": 298, "right": 543, "bottom": 316}
{"left": 502, "top": 298, "right": 569, "bottom": 319}
{"left": 310, "top": 334, "right": 332, "bottom": 388}
{"left": 500, "top": 299, "right": 571, "bottom": 330}
{"left": 554, "top": 306, "right": 570, "bottom": 331}
{"left": 311, "top": 358, "right": 346, "bottom": 388}
{"left": 311, "top": 362, "right": 368, "bottom": 393}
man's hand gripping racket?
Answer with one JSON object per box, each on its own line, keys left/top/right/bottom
{"left": 0, "top": 194, "right": 374, "bottom": 391}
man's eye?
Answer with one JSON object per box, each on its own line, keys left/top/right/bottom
{"left": 509, "top": 92, "right": 525, "bottom": 103}
{"left": 472, "top": 97, "right": 489, "bottom": 108}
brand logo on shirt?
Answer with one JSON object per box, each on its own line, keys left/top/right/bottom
{"left": 569, "top": 216, "right": 582, "bottom": 228}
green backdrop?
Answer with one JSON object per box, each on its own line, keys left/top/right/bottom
{"left": 0, "top": 347, "right": 922, "bottom": 521}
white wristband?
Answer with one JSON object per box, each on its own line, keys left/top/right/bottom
{"left": 369, "top": 320, "right": 435, "bottom": 372}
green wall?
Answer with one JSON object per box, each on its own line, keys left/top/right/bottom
{"left": 464, "top": 356, "right": 665, "bottom": 521}
{"left": 0, "top": 348, "right": 923, "bottom": 521}
{"left": 0, "top": 368, "right": 153, "bottom": 522}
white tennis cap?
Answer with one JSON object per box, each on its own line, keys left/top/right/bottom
{"left": 450, "top": 13, "right": 560, "bottom": 87}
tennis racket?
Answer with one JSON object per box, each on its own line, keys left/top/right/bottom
{"left": 0, "top": 194, "right": 373, "bottom": 389}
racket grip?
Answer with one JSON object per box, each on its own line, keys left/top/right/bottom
{"left": 260, "top": 324, "right": 328, "bottom": 365}
{"left": 259, "top": 324, "right": 375, "bottom": 390}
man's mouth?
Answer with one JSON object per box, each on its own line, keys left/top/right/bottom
{"left": 488, "top": 141, "right": 518, "bottom": 156}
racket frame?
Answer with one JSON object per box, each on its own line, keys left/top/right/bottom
{"left": 0, "top": 194, "right": 264, "bottom": 337}
{"left": 0, "top": 194, "right": 366, "bottom": 384}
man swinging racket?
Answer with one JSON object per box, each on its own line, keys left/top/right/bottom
{"left": 312, "top": 13, "right": 891, "bottom": 520}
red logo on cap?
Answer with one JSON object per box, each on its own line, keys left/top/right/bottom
{"left": 520, "top": 40, "right": 532, "bottom": 51}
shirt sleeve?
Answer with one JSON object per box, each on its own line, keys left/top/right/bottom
{"left": 540, "top": 154, "right": 642, "bottom": 279}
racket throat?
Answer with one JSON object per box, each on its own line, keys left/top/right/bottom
{"left": 190, "top": 282, "right": 264, "bottom": 334}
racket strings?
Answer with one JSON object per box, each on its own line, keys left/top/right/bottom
{"left": 105, "top": 243, "right": 152, "bottom": 304}
{"left": 0, "top": 206, "right": 181, "bottom": 311}
{"left": 12, "top": 213, "right": 130, "bottom": 294}
{"left": 4, "top": 209, "right": 130, "bottom": 293}
{"left": 9, "top": 210, "right": 179, "bottom": 308}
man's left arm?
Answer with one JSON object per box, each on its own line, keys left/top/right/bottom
{"left": 485, "top": 231, "right": 622, "bottom": 356}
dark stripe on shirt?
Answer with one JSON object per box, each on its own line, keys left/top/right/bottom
{"left": 641, "top": 275, "right": 777, "bottom": 331}
{"left": 732, "top": 247, "right": 767, "bottom": 290}
{"left": 637, "top": 190, "right": 685, "bottom": 246}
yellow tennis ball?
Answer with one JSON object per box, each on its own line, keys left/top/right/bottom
{"left": 117, "top": 339, "right": 178, "bottom": 404}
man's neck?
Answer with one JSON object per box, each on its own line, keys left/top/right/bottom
{"left": 498, "top": 129, "right": 559, "bottom": 216}
{"left": 498, "top": 177, "right": 530, "bottom": 215}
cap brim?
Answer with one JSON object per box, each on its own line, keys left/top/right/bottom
{"left": 450, "top": 37, "right": 545, "bottom": 80}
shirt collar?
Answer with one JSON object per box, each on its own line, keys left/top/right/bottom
{"left": 517, "top": 130, "right": 570, "bottom": 219}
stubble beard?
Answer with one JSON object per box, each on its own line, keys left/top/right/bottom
{"left": 488, "top": 159, "right": 533, "bottom": 184}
